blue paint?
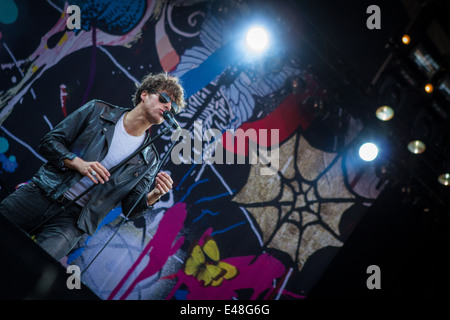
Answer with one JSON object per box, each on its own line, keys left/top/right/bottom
{"left": 195, "top": 190, "right": 235, "bottom": 204}
{"left": 174, "top": 289, "right": 188, "bottom": 300}
{"left": 55, "top": 0, "right": 146, "bottom": 34}
{"left": 0, "top": 137, "right": 9, "bottom": 153}
{"left": 193, "top": 209, "right": 221, "bottom": 222}
{"left": 0, "top": 153, "right": 18, "bottom": 173}
{"left": 67, "top": 207, "right": 123, "bottom": 264}
{"left": 211, "top": 221, "right": 246, "bottom": 236}
{"left": 176, "top": 163, "right": 197, "bottom": 191}
{"left": 0, "top": 0, "right": 18, "bottom": 24}
{"left": 180, "top": 42, "right": 237, "bottom": 98}
{"left": 178, "top": 178, "right": 209, "bottom": 203}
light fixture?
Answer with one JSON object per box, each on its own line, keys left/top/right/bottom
{"left": 438, "top": 75, "right": 450, "bottom": 102}
{"left": 438, "top": 173, "right": 450, "bottom": 186}
{"left": 246, "top": 26, "right": 269, "bottom": 52}
{"left": 375, "top": 105, "right": 394, "bottom": 121}
{"left": 411, "top": 45, "right": 440, "bottom": 79}
{"left": 424, "top": 83, "right": 434, "bottom": 93}
{"left": 407, "top": 140, "right": 426, "bottom": 154}
{"left": 402, "top": 34, "right": 410, "bottom": 45}
{"left": 359, "top": 142, "right": 378, "bottom": 161}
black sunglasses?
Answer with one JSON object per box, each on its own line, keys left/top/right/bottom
{"left": 154, "top": 92, "right": 179, "bottom": 114}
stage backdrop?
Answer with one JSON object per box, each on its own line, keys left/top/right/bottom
{"left": 0, "top": 0, "right": 382, "bottom": 299}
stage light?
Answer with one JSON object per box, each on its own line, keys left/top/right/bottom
{"left": 359, "top": 142, "right": 378, "bottom": 161}
{"left": 438, "top": 173, "right": 450, "bottom": 186}
{"left": 407, "top": 140, "right": 426, "bottom": 154}
{"left": 425, "top": 83, "right": 433, "bottom": 93}
{"left": 375, "top": 105, "right": 394, "bottom": 121}
{"left": 411, "top": 45, "right": 440, "bottom": 79}
{"left": 438, "top": 75, "right": 450, "bottom": 102}
{"left": 246, "top": 26, "right": 269, "bottom": 52}
{"left": 402, "top": 34, "right": 410, "bottom": 45}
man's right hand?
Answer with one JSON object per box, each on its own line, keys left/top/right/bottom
{"left": 63, "top": 157, "right": 110, "bottom": 184}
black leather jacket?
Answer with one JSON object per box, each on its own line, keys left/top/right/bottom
{"left": 32, "top": 99, "right": 159, "bottom": 235}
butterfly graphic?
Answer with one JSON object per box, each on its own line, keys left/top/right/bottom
{"left": 184, "top": 236, "right": 238, "bottom": 287}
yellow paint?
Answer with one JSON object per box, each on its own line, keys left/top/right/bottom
{"left": 58, "top": 32, "right": 68, "bottom": 46}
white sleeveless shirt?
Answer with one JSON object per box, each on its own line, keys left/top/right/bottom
{"left": 64, "top": 113, "right": 146, "bottom": 206}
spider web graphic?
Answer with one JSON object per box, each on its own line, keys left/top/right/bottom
{"left": 233, "top": 128, "right": 380, "bottom": 272}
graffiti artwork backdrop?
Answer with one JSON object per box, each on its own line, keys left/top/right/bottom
{"left": 0, "top": 0, "right": 383, "bottom": 299}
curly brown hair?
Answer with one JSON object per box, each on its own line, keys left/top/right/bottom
{"left": 132, "top": 72, "right": 186, "bottom": 111}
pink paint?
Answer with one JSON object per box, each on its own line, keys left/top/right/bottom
{"left": 155, "top": 5, "right": 180, "bottom": 72}
{"left": 166, "top": 229, "right": 287, "bottom": 300}
{"left": 107, "top": 202, "right": 187, "bottom": 300}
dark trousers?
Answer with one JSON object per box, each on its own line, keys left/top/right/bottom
{"left": 0, "top": 182, "right": 84, "bottom": 261}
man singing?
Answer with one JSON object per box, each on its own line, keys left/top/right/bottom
{"left": 0, "top": 72, "right": 185, "bottom": 260}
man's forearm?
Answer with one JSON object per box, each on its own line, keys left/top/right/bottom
{"left": 146, "top": 189, "right": 161, "bottom": 206}
{"left": 63, "top": 156, "right": 81, "bottom": 170}
{"left": 63, "top": 157, "right": 110, "bottom": 184}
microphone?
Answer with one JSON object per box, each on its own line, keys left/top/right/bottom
{"left": 163, "top": 110, "right": 181, "bottom": 130}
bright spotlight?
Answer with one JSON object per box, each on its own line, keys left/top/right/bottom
{"left": 407, "top": 140, "right": 426, "bottom": 154}
{"left": 375, "top": 105, "right": 394, "bottom": 121}
{"left": 359, "top": 142, "right": 379, "bottom": 161}
{"left": 402, "top": 34, "right": 410, "bottom": 45}
{"left": 438, "top": 173, "right": 450, "bottom": 186}
{"left": 246, "top": 26, "right": 269, "bottom": 52}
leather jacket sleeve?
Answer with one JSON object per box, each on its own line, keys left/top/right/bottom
{"left": 38, "top": 100, "right": 96, "bottom": 170}
{"left": 121, "top": 167, "right": 158, "bottom": 220}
